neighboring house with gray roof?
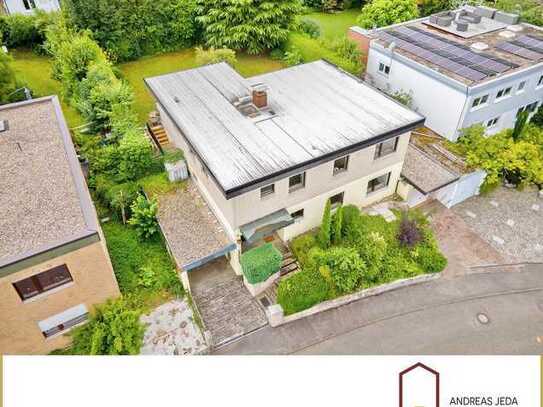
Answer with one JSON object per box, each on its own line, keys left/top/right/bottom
{"left": 0, "top": 97, "right": 119, "bottom": 354}
{"left": 349, "top": 6, "right": 543, "bottom": 141}
{"left": 145, "top": 60, "right": 424, "bottom": 281}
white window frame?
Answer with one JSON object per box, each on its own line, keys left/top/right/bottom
{"left": 374, "top": 137, "right": 399, "bottom": 160}
{"left": 333, "top": 155, "right": 349, "bottom": 175}
{"left": 495, "top": 87, "right": 512, "bottom": 101}
{"left": 22, "top": 0, "right": 36, "bottom": 10}
{"left": 471, "top": 94, "right": 489, "bottom": 110}
{"left": 38, "top": 304, "right": 89, "bottom": 339}
{"left": 486, "top": 116, "right": 499, "bottom": 128}
{"left": 537, "top": 75, "right": 543, "bottom": 88}
{"left": 329, "top": 192, "right": 344, "bottom": 210}
{"left": 260, "top": 183, "right": 275, "bottom": 198}
{"left": 367, "top": 172, "right": 391, "bottom": 195}
{"left": 517, "top": 81, "right": 527, "bottom": 93}
{"left": 378, "top": 62, "right": 390, "bottom": 76}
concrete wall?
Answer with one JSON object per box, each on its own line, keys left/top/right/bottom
{"left": 3, "top": 0, "right": 60, "bottom": 14}
{"left": 365, "top": 46, "right": 468, "bottom": 141}
{"left": 0, "top": 239, "right": 120, "bottom": 354}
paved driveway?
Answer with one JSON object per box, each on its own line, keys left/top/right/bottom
{"left": 189, "top": 258, "right": 267, "bottom": 347}
{"left": 452, "top": 187, "right": 543, "bottom": 263}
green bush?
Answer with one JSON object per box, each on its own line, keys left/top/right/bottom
{"left": 357, "top": 0, "right": 419, "bottom": 29}
{"left": 356, "top": 231, "right": 387, "bottom": 283}
{"left": 320, "top": 247, "right": 366, "bottom": 294}
{"left": 298, "top": 18, "right": 321, "bottom": 38}
{"left": 277, "top": 268, "right": 331, "bottom": 315}
{"left": 290, "top": 233, "right": 317, "bottom": 267}
{"left": 241, "top": 243, "right": 282, "bottom": 284}
{"left": 317, "top": 199, "right": 332, "bottom": 248}
{"left": 331, "top": 205, "right": 343, "bottom": 245}
{"left": 531, "top": 106, "right": 543, "bottom": 129}
{"left": 414, "top": 245, "right": 447, "bottom": 273}
{"left": 283, "top": 48, "right": 304, "bottom": 66}
{"left": 69, "top": 298, "right": 144, "bottom": 355}
{"left": 117, "top": 129, "right": 155, "bottom": 182}
{"left": 0, "top": 11, "right": 58, "bottom": 49}
{"left": 195, "top": 47, "right": 237, "bottom": 66}
{"left": 128, "top": 195, "right": 159, "bottom": 240}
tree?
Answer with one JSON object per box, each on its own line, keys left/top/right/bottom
{"left": 318, "top": 199, "right": 332, "bottom": 249}
{"left": 531, "top": 106, "right": 543, "bottom": 129}
{"left": 63, "top": 0, "right": 198, "bottom": 61}
{"left": 513, "top": 110, "right": 529, "bottom": 141}
{"left": 195, "top": 0, "right": 303, "bottom": 54}
{"left": 0, "top": 48, "right": 18, "bottom": 104}
{"left": 357, "top": 0, "right": 419, "bottom": 29}
{"left": 332, "top": 205, "right": 343, "bottom": 245}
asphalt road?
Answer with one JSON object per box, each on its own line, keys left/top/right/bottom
{"left": 215, "top": 264, "right": 543, "bottom": 355}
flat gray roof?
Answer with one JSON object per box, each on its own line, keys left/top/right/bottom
{"left": 145, "top": 60, "right": 424, "bottom": 198}
{"left": 0, "top": 97, "right": 99, "bottom": 269}
{"left": 402, "top": 145, "right": 459, "bottom": 194}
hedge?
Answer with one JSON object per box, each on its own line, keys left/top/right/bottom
{"left": 241, "top": 243, "right": 282, "bottom": 284}
{"left": 276, "top": 268, "right": 330, "bottom": 315}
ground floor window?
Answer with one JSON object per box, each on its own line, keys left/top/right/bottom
{"left": 39, "top": 304, "right": 89, "bottom": 339}
{"left": 330, "top": 192, "right": 344, "bottom": 209}
{"left": 367, "top": 172, "right": 391, "bottom": 194}
{"left": 486, "top": 116, "right": 500, "bottom": 128}
{"left": 291, "top": 208, "right": 304, "bottom": 222}
{"left": 13, "top": 264, "right": 73, "bottom": 301}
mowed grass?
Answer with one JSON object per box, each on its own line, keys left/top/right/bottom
{"left": 10, "top": 49, "right": 84, "bottom": 128}
{"left": 305, "top": 9, "right": 360, "bottom": 40}
{"left": 119, "top": 49, "right": 285, "bottom": 123}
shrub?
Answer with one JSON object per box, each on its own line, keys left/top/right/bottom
{"left": 357, "top": 231, "right": 387, "bottom": 283}
{"left": 290, "top": 233, "right": 317, "bottom": 267}
{"left": 397, "top": 212, "right": 423, "bottom": 248}
{"left": 414, "top": 245, "right": 447, "bottom": 273}
{"left": 322, "top": 0, "right": 338, "bottom": 11}
{"left": 357, "top": 0, "right": 419, "bottom": 29}
{"left": 513, "top": 110, "right": 529, "bottom": 141}
{"left": 128, "top": 195, "right": 159, "bottom": 240}
{"left": 283, "top": 48, "right": 304, "bottom": 66}
{"left": 195, "top": 47, "right": 237, "bottom": 66}
{"left": 270, "top": 48, "right": 285, "bottom": 60}
{"left": 0, "top": 48, "right": 19, "bottom": 104}
{"left": 331, "top": 205, "right": 343, "bottom": 245}
{"left": 298, "top": 18, "right": 321, "bottom": 39}
{"left": 317, "top": 199, "right": 332, "bottom": 248}
{"left": 277, "top": 268, "right": 331, "bottom": 315}
{"left": 325, "top": 37, "right": 362, "bottom": 71}
{"left": 341, "top": 204, "right": 361, "bottom": 241}
{"left": 0, "top": 11, "right": 58, "bottom": 49}
{"left": 69, "top": 298, "right": 144, "bottom": 355}
{"left": 321, "top": 247, "right": 366, "bottom": 294}
{"left": 117, "top": 129, "right": 155, "bottom": 182}
{"left": 532, "top": 106, "right": 543, "bottom": 128}
{"left": 241, "top": 243, "right": 282, "bottom": 284}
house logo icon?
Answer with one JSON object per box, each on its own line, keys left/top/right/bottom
{"left": 399, "top": 363, "right": 440, "bottom": 407}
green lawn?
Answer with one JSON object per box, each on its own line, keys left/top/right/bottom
{"left": 10, "top": 49, "right": 84, "bottom": 128}
{"left": 119, "top": 49, "right": 285, "bottom": 123}
{"left": 305, "top": 9, "right": 360, "bottom": 40}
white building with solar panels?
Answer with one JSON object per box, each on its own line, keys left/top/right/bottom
{"left": 349, "top": 5, "right": 543, "bottom": 141}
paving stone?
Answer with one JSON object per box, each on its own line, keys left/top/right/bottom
{"left": 466, "top": 210, "right": 477, "bottom": 219}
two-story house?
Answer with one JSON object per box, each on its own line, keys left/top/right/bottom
{"left": 1, "top": 0, "right": 60, "bottom": 14}
{"left": 145, "top": 60, "right": 424, "bottom": 277}
{"left": 349, "top": 5, "right": 543, "bottom": 141}
{"left": 0, "top": 97, "right": 120, "bottom": 354}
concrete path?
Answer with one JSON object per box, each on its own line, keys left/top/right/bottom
{"left": 214, "top": 264, "right": 543, "bottom": 355}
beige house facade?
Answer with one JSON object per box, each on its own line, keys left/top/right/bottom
{"left": 0, "top": 97, "right": 120, "bottom": 354}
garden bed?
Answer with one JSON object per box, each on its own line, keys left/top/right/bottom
{"left": 276, "top": 205, "right": 447, "bottom": 316}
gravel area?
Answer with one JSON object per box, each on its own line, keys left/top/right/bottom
{"left": 140, "top": 299, "right": 207, "bottom": 355}
{"left": 0, "top": 98, "right": 91, "bottom": 262}
{"left": 157, "top": 180, "right": 233, "bottom": 269}
{"left": 452, "top": 187, "right": 543, "bottom": 263}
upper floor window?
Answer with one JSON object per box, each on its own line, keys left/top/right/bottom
{"left": 333, "top": 156, "right": 349, "bottom": 175}
{"left": 517, "top": 81, "right": 527, "bottom": 92}
{"left": 22, "top": 0, "right": 36, "bottom": 10}
{"left": 538, "top": 75, "right": 543, "bottom": 87}
{"left": 13, "top": 264, "right": 73, "bottom": 301}
{"left": 471, "top": 94, "right": 489, "bottom": 109}
{"left": 330, "top": 192, "right": 344, "bottom": 210}
{"left": 289, "top": 172, "right": 306, "bottom": 192}
{"left": 367, "top": 172, "right": 391, "bottom": 194}
{"left": 495, "top": 87, "right": 512, "bottom": 100}
{"left": 291, "top": 208, "right": 304, "bottom": 222}
{"left": 378, "top": 62, "right": 390, "bottom": 76}
{"left": 260, "top": 184, "right": 275, "bottom": 198}
{"left": 374, "top": 137, "right": 398, "bottom": 159}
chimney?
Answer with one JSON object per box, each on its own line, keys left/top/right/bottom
{"left": 251, "top": 84, "right": 268, "bottom": 109}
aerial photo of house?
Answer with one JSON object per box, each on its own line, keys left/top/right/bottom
{"left": 0, "top": 0, "right": 542, "bottom": 357}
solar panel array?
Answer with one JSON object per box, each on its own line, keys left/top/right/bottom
{"left": 495, "top": 35, "right": 543, "bottom": 61}
{"left": 378, "top": 26, "right": 518, "bottom": 82}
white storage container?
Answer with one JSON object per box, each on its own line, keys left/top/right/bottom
{"left": 165, "top": 159, "right": 188, "bottom": 182}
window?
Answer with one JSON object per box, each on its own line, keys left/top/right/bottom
{"left": 378, "top": 62, "right": 390, "bottom": 75}
{"left": 333, "top": 156, "right": 349, "bottom": 175}
{"left": 367, "top": 172, "right": 391, "bottom": 194}
{"left": 22, "top": 0, "right": 36, "bottom": 9}
{"left": 39, "top": 304, "right": 89, "bottom": 339}
{"left": 291, "top": 209, "right": 304, "bottom": 222}
{"left": 374, "top": 137, "right": 398, "bottom": 159}
{"left": 260, "top": 184, "right": 275, "bottom": 198}
{"left": 289, "top": 172, "right": 305, "bottom": 192}
{"left": 329, "top": 192, "right": 344, "bottom": 210}
{"left": 471, "top": 94, "right": 489, "bottom": 108}
{"left": 13, "top": 265, "right": 73, "bottom": 301}
{"left": 496, "top": 87, "right": 512, "bottom": 100}
{"left": 538, "top": 75, "right": 543, "bottom": 87}
{"left": 526, "top": 102, "right": 538, "bottom": 113}
{"left": 518, "top": 81, "right": 527, "bottom": 92}
{"left": 486, "top": 117, "right": 499, "bottom": 128}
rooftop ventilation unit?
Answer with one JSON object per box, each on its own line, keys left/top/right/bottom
{"left": 471, "top": 42, "right": 489, "bottom": 52}
{"left": 499, "top": 30, "right": 516, "bottom": 39}
{"left": 0, "top": 120, "right": 8, "bottom": 133}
